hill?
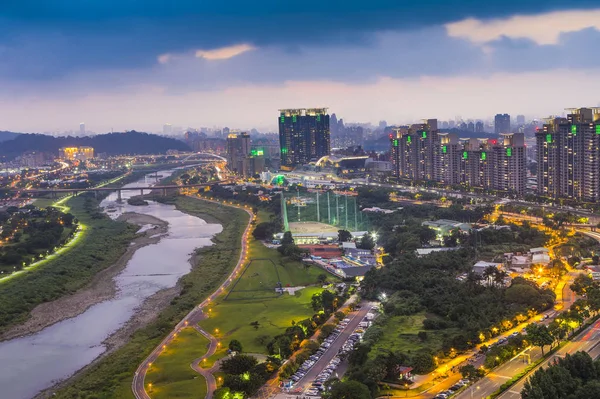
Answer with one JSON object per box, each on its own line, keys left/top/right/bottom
{"left": 0, "top": 131, "right": 191, "bottom": 159}
{"left": 0, "top": 131, "right": 20, "bottom": 143}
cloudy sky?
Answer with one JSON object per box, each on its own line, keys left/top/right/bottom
{"left": 1, "top": 0, "right": 600, "bottom": 133}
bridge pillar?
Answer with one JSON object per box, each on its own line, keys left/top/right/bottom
{"left": 163, "top": 188, "right": 167, "bottom": 196}
{"left": 117, "top": 189, "right": 122, "bottom": 203}
{"left": 140, "top": 189, "right": 144, "bottom": 196}
{"left": 94, "top": 190, "right": 98, "bottom": 199}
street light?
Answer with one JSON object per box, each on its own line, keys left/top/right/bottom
{"left": 148, "top": 383, "right": 153, "bottom": 393}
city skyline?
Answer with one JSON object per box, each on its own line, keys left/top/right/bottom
{"left": 1, "top": 3, "right": 600, "bottom": 131}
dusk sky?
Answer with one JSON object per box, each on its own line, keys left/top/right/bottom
{"left": 2, "top": 1, "right": 600, "bottom": 133}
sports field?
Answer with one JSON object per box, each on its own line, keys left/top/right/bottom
{"left": 289, "top": 221, "right": 340, "bottom": 234}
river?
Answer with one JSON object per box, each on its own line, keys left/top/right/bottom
{"left": 0, "top": 170, "right": 221, "bottom": 399}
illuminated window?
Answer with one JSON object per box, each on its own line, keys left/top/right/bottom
{"left": 442, "top": 145, "right": 447, "bottom": 154}
{"left": 596, "top": 125, "right": 600, "bottom": 134}
{"left": 393, "top": 139, "right": 399, "bottom": 147}
{"left": 463, "top": 151, "right": 468, "bottom": 159}
{"left": 280, "top": 116, "right": 285, "bottom": 123}
{"left": 422, "top": 131, "right": 427, "bottom": 139}
{"left": 571, "top": 125, "right": 577, "bottom": 135}
{"left": 481, "top": 152, "right": 487, "bottom": 160}
{"left": 407, "top": 136, "right": 412, "bottom": 143}
{"left": 317, "top": 114, "right": 321, "bottom": 122}
{"left": 292, "top": 115, "right": 297, "bottom": 123}
{"left": 507, "top": 148, "right": 512, "bottom": 157}
{"left": 546, "top": 134, "right": 552, "bottom": 143}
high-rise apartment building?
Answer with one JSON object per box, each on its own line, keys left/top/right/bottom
{"left": 494, "top": 114, "right": 511, "bottom": 134}
{"left": 278, "top": 108, "right": 330, "bottom": 168}
{"left": 79, "top": 123, "right": 85, "bottom": 135}
{"left": 490, "top": 133, "right": 526, "bottom": 194}
{"left": 536, "top": 108, "right": 600, "bottom": 202}
{"left": 438, "top": 133, "right": 461, "bottom": 185}
{"left": 163, "top": 123, "right": 173, "bottom": 135}
{"left": 390, "top": 124, "right": 526, "bottom": 194}
{"left": 516, "top": 115, "right": 525, "bottom": 125}
{"left": 390, "top": 119, "right": 439, "bottom": 181}
{"left": 226, "top": 132, "right": 251, "bottom": 174}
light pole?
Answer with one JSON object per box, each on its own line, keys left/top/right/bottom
{"left": 471, "top": 385, "right": 480, "bottom": 398}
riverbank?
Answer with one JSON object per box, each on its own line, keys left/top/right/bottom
{"left": 49, "top": 195, "right": 249, "bottom": 399}
{"left": 0, "top": 195, "right": 139, "bottom": 336}
{"left": 1, "top": 212, "right": 167, "bottom": 341}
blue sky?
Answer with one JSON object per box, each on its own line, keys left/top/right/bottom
{"left": 1, "top": 1, "right": 600, "bottom": 132}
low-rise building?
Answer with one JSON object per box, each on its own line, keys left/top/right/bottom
{"left": 472, "top": 260, "right": 502, "bottom": 275}
{"left": 422, "top": 219, "right": 471, "bottom": 239}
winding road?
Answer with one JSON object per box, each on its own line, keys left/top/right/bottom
{"left": 132, "top": 196, "right": 254, "bottom": 399}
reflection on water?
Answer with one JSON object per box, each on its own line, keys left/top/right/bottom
{"left": 0, "top": 170, "right": 221, "bottom": 399}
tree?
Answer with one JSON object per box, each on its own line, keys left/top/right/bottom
{"left": 220, "top": 354, "right": 258, "bottom": 375}
{"left": 328, "top": 380, "right": 371, "bottom": 399}
{"left": 459, "top": 364, "right": 485, "bottom": 381}
{"left": 213, "top": 387, "right": 232, "bottom": 399}
{"left": 338, "top": 229, "right": 352, "bottom": 243}
{"left": 317, "top": 273, "right": 328, "bottom": 284}
{"left": 357, "top": 233, "right": 375, "bottom": 250}
{"left": 252, "top": 221, "right": 279, "bottom": 240}
{"left": 571, "top": 274, "right": 595, "bottom": 296}
{"left": 526, "top": 324, "right": 554, "bottom": 355}
{"left": 229, "top": 339, "right": 243, "bottom": 353}
{"left": 281, "top": 231, "right": 294, "bottom": 246}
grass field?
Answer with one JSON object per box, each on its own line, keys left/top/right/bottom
{"left": 201, "top": 286, "right": 323, "bottom": 355}
{"left": 146, "top": 327, "right": 209, "bottom": 399}
{"left": 368, "top": 313, "right": 458, "bottom": 360}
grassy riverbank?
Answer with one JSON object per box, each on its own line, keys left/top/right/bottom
{"left": 54, "top": 196, "right": 249, "bottom": 399}
{"left": 0, "top": 195, "right": 137, "bottom": 334}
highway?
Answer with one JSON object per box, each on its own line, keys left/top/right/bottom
{"left": 132, "top": 198, "right": 254, "bottom": 399}
{"left": 499, "top": 318, "right": 600, "bottom": 399}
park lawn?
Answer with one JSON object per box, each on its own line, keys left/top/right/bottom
{"left": 368, "top": 313, "right": 459, "bottom": 362}
{"left": 199, "top": 286, "right": 323, "bottom": 354}
{"left": 146, "top": 327, "right": 209, "bottom": 399}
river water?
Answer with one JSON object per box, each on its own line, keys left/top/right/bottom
{"left": 0, "top": 170, "right": 221, "bottom": 399}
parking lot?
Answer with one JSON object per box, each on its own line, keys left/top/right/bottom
{"left": 280, "top": 303, "right": 377, "bottom": 398}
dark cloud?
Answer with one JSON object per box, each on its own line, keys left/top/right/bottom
{"left": 0, "top": 0, "right": 599, "bottom": 80}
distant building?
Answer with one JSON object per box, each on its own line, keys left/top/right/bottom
{"left": 79, "top": 123, "right": 85, "bottom": 135}
{"left": 467, "top": 121, "right": 475, "bottom": 132}
{"left": 278, "top": 108, "right": 330, "bottom": 168}
{"left": 495, "top": 114, "right": 511, "bottom": 134}
{"left": 59, "top": 146, "right": 94, "bottom": 161}
{"left": 475, "top": 121, "right": 484, "bottom": 133}
{"left": 516, "top": 115, "right": 525, "bottom": 125}
{"left": 163, "top": 123, "right": 173, "bottom": 135}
